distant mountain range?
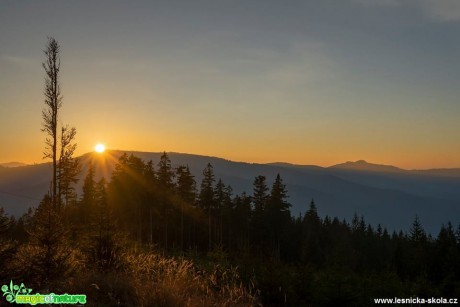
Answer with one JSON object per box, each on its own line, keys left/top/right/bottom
{"left": 330, "top": 160, "right": 404, "bottom": 173}
{"left": 1, "top": 151, "right": 459, "bottom": 234}
{"left": 0, "top": 162, "right": 28, "bottom": 168}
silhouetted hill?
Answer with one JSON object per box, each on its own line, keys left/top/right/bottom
{"left": 330, "top": 160, "right": 404, "bottom": 173}
{"left": 0, "top": 162, "right": 28, "bottom": 168}
{"left": 0, "top": 162, "right": 52, "bottom": 216}
{"left": 1, "top": 150, "right": 459, "bottom": 234}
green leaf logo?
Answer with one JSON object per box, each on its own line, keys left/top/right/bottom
{"left": 1, "top": 280, "right": 33, "bottom": 304}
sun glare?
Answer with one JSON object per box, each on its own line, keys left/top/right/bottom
{"left": 95, "top": 143, "right": 106, "bottom": 153}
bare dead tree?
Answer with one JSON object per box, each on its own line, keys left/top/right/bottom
{"left": 42, "top": 37, "right": 63, "bottom": 209}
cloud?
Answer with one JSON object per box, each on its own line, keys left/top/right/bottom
{"left": 352, "top": 0, "right": 460, "bottom": 22}
{"left": 419, "top": 0, "right": 460, "bottom": 22}
{"left": 1, "top": 55, "right": 35, "bottom": 66}
{"left": 351, "top": 0, "right": 401, "bottom": 7}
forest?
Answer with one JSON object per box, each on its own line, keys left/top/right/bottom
{"left": 1, "top": 151, "right": 460, "bottom": 306}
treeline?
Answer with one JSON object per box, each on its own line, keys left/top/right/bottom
{"left": 95, "top": 152, "right": 293, "bottom": 258}
{"left": 1, "top": 152, "right": 460, "bottom": 305}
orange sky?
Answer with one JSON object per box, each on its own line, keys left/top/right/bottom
{"left": 1, "top": 1, "right": 460, "bottom": 170}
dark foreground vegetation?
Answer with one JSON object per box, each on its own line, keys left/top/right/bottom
{"left": 1, "top": 152, "right": 460, "bottom": 306}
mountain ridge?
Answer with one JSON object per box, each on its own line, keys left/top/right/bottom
{"left": 0, "top": 162, "right": 28, "bottom": 168}
{"left": 4, "top": 153, "right": 460, "bottom": 174}
{"left": 1, "top": 150, "right": 459, "bottom": 234}
{"left": 330, "top": 160, "right": 404, "bottom": 173}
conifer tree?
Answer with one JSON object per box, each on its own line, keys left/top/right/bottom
{"left": 109, "top": 154, "right": 148, "bottom": 241}
{"left": 252, "top": 175, "right": 268, "bottom": 249}
{"left": 0, "top": 207, "right": 10, "bottom": 238}
{"left": 304, "top": 199, "right": 320, "bottom": 225}
{"left": 0, "top": 208, "right": 16, "bottom": 280}
{"left": 176, "top": 165, "right": 196, "bottom": 203}
{"left": 213, "top": 180, "right": 233, "bottom": 246}
{"left": 144, "top": 160, "right": 156, "bottom": 245}
{"left": 89, "top": 178, "right": 121, "bottom": 272}
{"left": 252, "top": 175, "right": 269, "bottom": 212}
{"left": 409, "top": 215, "right": 426, "bottom": 243}
{"left": 57, "top": 125, "right": 80, "bottom": 208}
{"left": 176, "top": 165, "right": 196, "bottom": 251}
{"left": 456, "top": 224, "right": 460, "bottom": 245}
{"left": 431, "top": 223, "right": 458, "bottom": 285}
{"left": 199, "top": 163, "right": 215, "bottom": 250}
{"left": 404, "top": 215, "right": 428, "bottom": 280}
{"left": 268, "top": 174, "right": 290, "bottom": 213}
{"left": 144, "top": 160, "right": 156, "bottom": 184}
{"left": 157, "top": 152, "right": 175, "bottom": 190}
{"left": 266, "top": 174, "right": 290, "bottom": 259}
{"left": 14, "top": 195, "right": 74, "bottom": 289}
{"left": 80, "top": 163, "right": 96, "bottom": 225}
{"left": 155, "top": 152, "right": 175, "bottom": 248}
{"left": 376, "top": 224, "right": 383, "bottom": 238}
{"left": 214, "top": 179, "right": 226, "bottom": 244}
{"left": 301, "top": 199, "right": 322, "bottom": 263}
{"left": 232, "top": 193, "right": 251, "bottom": 252}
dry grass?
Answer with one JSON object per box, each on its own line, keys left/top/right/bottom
{"left": 125, "top": 252, "right": 260, "bottom": 306}
{"left": 66, "top": 249, "right": 260, "bottom": 306}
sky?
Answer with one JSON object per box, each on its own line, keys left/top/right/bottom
{"left": 1, "top": 0, "right": 459, "bottom": 169}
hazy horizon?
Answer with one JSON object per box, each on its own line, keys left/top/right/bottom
{"left": 2, "top": 148, "right": 460, "bottom": 171}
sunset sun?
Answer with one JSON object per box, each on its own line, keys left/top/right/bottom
{"left": 95, "top": 143, "right": 105, "bottom": 153}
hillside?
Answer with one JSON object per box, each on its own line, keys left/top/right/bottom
{"left": 1, "top": 151, "right": 459, "bottom": 234}
{"left": 330, "top": 160, "right": 404, "bottom": 173}
{"left": 0, "top": 162, "right": 28, "bottom": 168}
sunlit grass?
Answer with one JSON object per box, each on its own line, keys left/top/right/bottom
{"left": 66, "top": 249, "right": 260, "bottom": 306}
{"left": 125, "top": 251, "right": 260, "bottom": 306}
